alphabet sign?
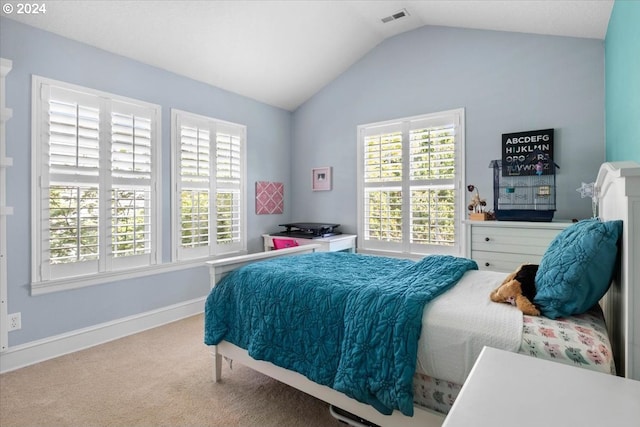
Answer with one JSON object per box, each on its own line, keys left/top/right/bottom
{"left": 501, "top": 128, "right": 554, "bottom": 176}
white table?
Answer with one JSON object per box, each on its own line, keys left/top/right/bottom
{"left": 443, "top": 346, "right": 640, "bottom": 427}
{"left": 262, "top": 233, "right": 356, "bottom": 253}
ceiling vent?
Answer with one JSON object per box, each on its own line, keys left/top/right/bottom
{"left": 381, "top": 9, "right": 409, "bottom": 24}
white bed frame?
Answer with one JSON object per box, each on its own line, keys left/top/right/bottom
{"left": 596, "top": 161, "right": 640, "bottom": 381}
{"left": 206, "top": 161, "right": 640, "bottom": 427}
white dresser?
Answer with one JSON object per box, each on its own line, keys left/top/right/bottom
{"left": 466, "top": 220, "right": 571, "bottom": 272}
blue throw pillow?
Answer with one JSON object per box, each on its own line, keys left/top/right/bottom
{"left": 533, "top": 219, "right": 622, "bottom": 319}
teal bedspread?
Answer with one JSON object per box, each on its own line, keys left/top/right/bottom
{"left": 204, "top": 252, "right": 477, "bottom": 416}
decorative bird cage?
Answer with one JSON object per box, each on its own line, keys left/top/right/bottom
{"left": 490, "top": 158, "right": 557, "bottom": 222}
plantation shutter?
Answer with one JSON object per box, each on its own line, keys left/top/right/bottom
{"left": 214, "top": 123, "right": 243, "bottom": 251}
{"left": 42, "top": 85, "right": 102, "bottom": 280}
{"left": 110, "top": 101, "right": 157, "bottom": 269}
{"left": 173, "top": 110, "right": 245, "bottom": 261}
{"left": 362, "top": 122, "right": 404, "bottom": 252}
{"left": 358, "top": 110, "right": 462, "bottom": 256}
{"left": 176, "top": 115, "right": 212, "bottom": 259}
{"left": 408, "top": 115, "right": 457, "bottom": 251}
{"left": 33, "top": 77, "right": 161, "bottom": 286}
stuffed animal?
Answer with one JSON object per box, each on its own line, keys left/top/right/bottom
{"left": 490, "top": 264, "right": 540, "bottom": 316}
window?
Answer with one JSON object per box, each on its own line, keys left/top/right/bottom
{"left": 357, "top": 109, "right": 465, "bottom": 256}
{"left": 31, "top": 76, "right": 161, "bottom": 285}
{"left": 171, "top": 109, "right": 246, "bottom": 261}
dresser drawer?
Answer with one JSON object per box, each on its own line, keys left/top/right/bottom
{"left": 471, "top": 250, "right": 545, "bottom": 272}
{"left": 471, "top": 226, "right": 562, "bottom": 256}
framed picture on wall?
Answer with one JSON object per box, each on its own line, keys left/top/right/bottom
{"left": 312, "top": 166, "right": 332, "bottom": 191}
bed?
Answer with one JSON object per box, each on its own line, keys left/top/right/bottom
{"left": 204, "top": 161, "right": 640, "bottom": 427}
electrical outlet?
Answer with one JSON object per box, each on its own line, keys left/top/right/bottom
{"left": 8, "top": 312, "right": 21, "bottom": 331}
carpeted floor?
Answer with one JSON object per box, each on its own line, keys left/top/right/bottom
{"left": 0, "top": 314, "right": 343, "bottom": 426}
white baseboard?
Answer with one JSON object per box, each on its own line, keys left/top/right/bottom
{"left": 0, "top": 297, "right": 205, "bottom": 374}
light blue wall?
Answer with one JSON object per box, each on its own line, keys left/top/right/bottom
{"left": 0, "top": 18, "right": 292, "bottom": 346}
{"left": 605, "top": 0, "right": 640, "bottom": 163}
{"left": 292, "top": 26, "right": 605, "bottom": 232}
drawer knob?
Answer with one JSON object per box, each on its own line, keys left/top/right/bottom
{"left": 485, "top": 262, "right": 490, "bottom": 267}
{"left": 484, "top": 237, "right": 490, "bottom": 242}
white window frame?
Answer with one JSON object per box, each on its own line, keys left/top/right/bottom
{"left": 356, "top": 108, "right": 466, "bottom": 257}
{"left": 31, "top": 76, "right": 162, "bottom": 291}
{"left": 170, "top": 109, "right": 247, "bottom": 261}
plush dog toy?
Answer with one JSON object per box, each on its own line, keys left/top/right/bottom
{"left": 490, "top": 264, "right": 540, "bottom": 316}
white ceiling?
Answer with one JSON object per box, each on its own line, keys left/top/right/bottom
{"left": 3, "top": 0, "right": 615, "bottom": 111}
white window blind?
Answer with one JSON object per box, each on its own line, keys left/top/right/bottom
{"left": 358, "top": 109, "right": 464, "bottom": 256}
{"left": 179, "top": 124, "right": 210, "bottom": 250}
{"left": 363, "top": 125, "right": 403, "bottom": 248}
{"left": 215, "top": 125, "right": 242, "bottom": 246}
{"left": 172, "top": 110, "right": 246, "bottom": 261}
{"left": 110, "top": 103, "right": 155, "bottom": 269}
{"left": 32, "top": 76, "right": 161, "bottom": 285}
{"left": 46, "top": 92, "right": 101, "bottom": 273}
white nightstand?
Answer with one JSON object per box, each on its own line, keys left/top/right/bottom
{"left": 262, "top": 233, "right": 356, "bottom": 253}
{"left": 466, "top": 220, "right": 570, "bottom": 272}
{"left": 443, "top": 346, "right": 640, "bottom": 427}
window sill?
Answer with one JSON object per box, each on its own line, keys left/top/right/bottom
{"left": 31, "top": 251, "right": 247, "bottom": 296}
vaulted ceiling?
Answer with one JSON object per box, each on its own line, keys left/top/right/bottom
{"left": 3, "top": 0, "right": 615, "bottom": 111}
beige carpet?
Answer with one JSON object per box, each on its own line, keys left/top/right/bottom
{"left": 0, "top": 314, "right": 343, "bottom": 427}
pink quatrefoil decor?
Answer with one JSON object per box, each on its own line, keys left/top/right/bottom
{"left": 255, "top": 181, "right": 284, "bottom": 215}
